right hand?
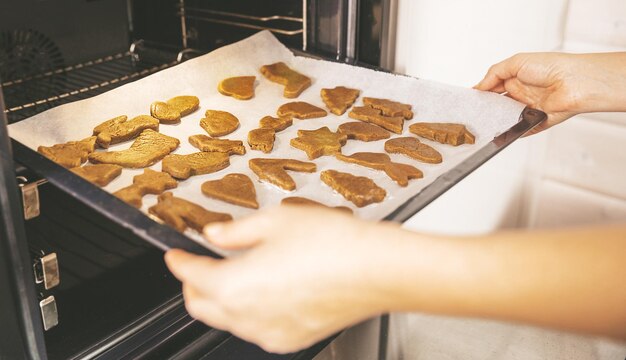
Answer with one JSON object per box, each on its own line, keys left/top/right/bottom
{"left": 475, "top": 52, "right": 626, "bottom": 135}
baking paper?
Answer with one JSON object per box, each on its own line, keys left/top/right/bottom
{"left": 9, "top": 31, "right": 525, "bottom": 248}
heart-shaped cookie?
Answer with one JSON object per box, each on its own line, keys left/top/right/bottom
{"left": 201, "top": 173, "right": 259, "bottom": 209}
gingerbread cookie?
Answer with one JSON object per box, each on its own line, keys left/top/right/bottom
{"left": 260, "top": 62, "right": 312, "bottom": 98}
{"left": 248, "top": 128, "right": 275, "bottom": 153}
{"left": 189, "top": 135, "right": 246, "bottom": 155}
{"left": 88, "top": 129, "right": 179, "bottom": 168}
{"left": 149, "top": 192, "right": 232, "bottom": 233}
{"left": 277, "top": 101, "right": 327, "bottom": 119}
{"left": 150, "top": 96, "right": 200, "bottom": 124}
{"left": 320, "top": 86, "right": 360, "bottom": 115}
{"left": 113, "top": 169, "right": 177, "bottom": 208}
{"left": 201, "top": 173, "right": 259, "bottom": 209}
{"left": 70, "top": 164, "right": 122, "bottom": 187}
{"left": 249, "top": 158, "right": 316, "bottom": 191}
{"left": 201, "top": 110, "right": 240, "bottom": 137}
{"left": 363, "top": 97, "right": 413, "bottom": 119}
{"left": 348, "top": 106, "right": 404, "bottom": 134}
{"left": 162, "top": 152, "right": 230, "bottom": 180}
{"left": 92, "top": 115, "right": 159, "bottom": 148}
{"left": 259, "top": 115, "right": 293, "bottom": 132}
{"left": 281, "top": 197, "right": 352, "bottom": 214}
{"left": 167, "top": 96, "right": 200, "bottom": 116}
{"left": 409, "top": 122, "right": 475, "bottom": 146}
{"left": 336, "top": 152, "right": 423, "bottom": 187}
{"left": 290, "top": 127, "right": 347, "bottom": 159}
{"left": 38, "top": 136, "right": 97, "bottom": 168}
{"left": 384, "top": 137, "right": 442, "bottom": 164}
{"left": 218, "top": 76, "right": 256, "bottom": 100}
{"left": 337, "top": 122, "right": 391, "bottom": 142}
{"left": 321, "top": 170, "right": 386, "bottom": 208}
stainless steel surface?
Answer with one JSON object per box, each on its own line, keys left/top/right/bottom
{"left": 35, "top": 253, "right": 60, "bottom": 290}
{"left": 19, "top": 180, "right": 41, "bottom": 220}
{"left": 180, "top": 0, "right": 188, "bottom": 49}
{"left": 346, "top": 0, "right": 358, "bottom": 60}
{"left": 313, "top": 318, "right": 381, "bottom": 360}
{"left": 39, "top": 296, "right": 58, "bottom": 331}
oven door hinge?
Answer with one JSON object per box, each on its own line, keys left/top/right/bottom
{"left": 17, "top": 177, "right": 46, "bottom": 220}
{"left": 34, "top": 253, "right": 60, "bottom": 290}
{"left": 39, "top": 296, "right": 59, "bottom": 331}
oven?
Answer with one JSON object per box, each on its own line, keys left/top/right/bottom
{"left": 0, "top": 1, "right": 544, "bottom": 359}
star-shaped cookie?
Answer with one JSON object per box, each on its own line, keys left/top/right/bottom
{"left": 290, "top": 127, "right": 347, "bottom": 159}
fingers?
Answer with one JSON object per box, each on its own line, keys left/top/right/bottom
{"left": 204, "top": 210, "right": 275, "bottom": 250}
{"left": 164, "top": 249, "right": 220, "bottom": 292}
{"left": 475, "top": 54, "right": 526, "bottom": 92}
{"left": 182, "top": 283, "right": 230, "bottom": 331}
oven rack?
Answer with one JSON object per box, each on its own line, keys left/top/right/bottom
{"left": 2, "top": 41, "right": 185, "bottom": 123}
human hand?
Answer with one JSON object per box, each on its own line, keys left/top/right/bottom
{"left": 475, "top": 52, "right": 626, "bottom": 135}
{"left": 164, "top": 206, "right": 398, "bottom": 354}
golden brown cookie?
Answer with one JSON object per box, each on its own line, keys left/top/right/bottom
{"left": 348, "top": 106, "right": 404, "bottom": 134}
{"left": 38, "top": 136, "right": 97, "bottom": 169}
{"left": 260, "top": 62, "right": 312, "bottom": 98}
{"left": 93, "top": 115, "right": 159, "bottom": 148}
{"left": 150, "top": 101, "right": 180, "bottom": 124}
{"left": 259, "top": 115, "right": 293, "bottom": 132}
{"left": 249, "top": 158, "right": 317, "bottom": 191}
{"left": 189, "top": 135, "right": 246, "bottom": 155}
{"left": 384, "top": 137, "right": 442, "bottom": 164}
{"left": 363, "top": 97, "right": 413, "bottom": 120}
{"left": 113, "top": 169, "right": 177, "bottom": 208}
{"left": 248, "top": 128, "right": 276, "bottom": 153}
{"left": 162, "top": 152, "right": 230, "bottom": 180}
{"left": 337, "top": 122, "right": 391, "bottom": 142}
{"left": 167, "top": 96, "right": 200, "bottom": 116}
{"left": 88, "top": 129, "right": 179, "bottom": 168}
{"left": 320, "top": 170, "right": 386, "bottom": 208}
{"left": 218, "top": 76, "right": 256, "bottom": 100}
{"left": 71, "top": 164, "right": 122, "bottom": 187}
{"left": 409, "top": 122, "right": 476, "bottom": 146}
{"left": 201, "top": 173, "right": 259, "bottom": 209}
{"left": 149, "top": 192, "right": 232, "bottom": 233}
{"left": 320, "top": 86, "right": 360, "bottom": 115}
{"left": 277, "top": 101, "right": 327, "bottom": 119}
{"left": 290, "top": 127, "right": 347, "bottom": 160}
{"left": 201, "top": 110, "right": 240, "bottom": 137}
{"left": 281, "top": 197, "right": 353, "bottom": 214}
{"left": 336, "top": 152, "right": 423, "bottom": 187}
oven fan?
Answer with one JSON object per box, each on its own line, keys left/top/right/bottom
{"left": 0, "top": 29, "right": 66, "bottom": 121}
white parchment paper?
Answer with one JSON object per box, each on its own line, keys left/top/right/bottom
{"left": 9, "top": 31, "right": 525, "bottom": 247}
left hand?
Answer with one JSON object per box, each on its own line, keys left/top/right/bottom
{"left": 164, "top": 206, "right": 396, "bottom": 354}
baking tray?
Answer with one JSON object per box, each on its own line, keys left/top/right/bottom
{"left": 7, "top": 31, "right": 546, "bottom": 256}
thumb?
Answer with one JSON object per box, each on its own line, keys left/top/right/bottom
{"left": 203, "top": 211, "right": 275, "bottom": 250}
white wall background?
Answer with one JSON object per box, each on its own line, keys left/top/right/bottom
{"left": 388, "top": 0, "right": 626, "bottom": 359}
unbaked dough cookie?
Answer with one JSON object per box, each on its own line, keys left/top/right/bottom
{"left": 189, "top": 135, "right": 246, "bottom": 155}
{"left": 201, "top": 110, "right": 240, "bottom": 137}
{"left": 320, "top": 86, "right": 360, "bottom": 115}
{"left": 70, "top": 164, "right": 122, "bottom": 187}
{"left": 149, "top": 192, "right": 232, "bottom": 233}
{"left": 201, "top": 173, "right": 259, "bottom": 209}
{"left": 38, "top": 136, "right": 97, "bottom": 168}
{"left": 218, "top": 76, "right": 256, "bottom": 100}
{"left": 249, "top": 158, "right": 317, "bottom": 191}
{"left": 93, "top": 115, "right": 159, "bottom": 148}
{"left": 363, "top": 97, "right": 413, "bottom": 119}
{"left": 113, "top": 169, "right": 177, "bottom": 208}
{"left": 88, "top": 129, "right": 179, "bottom": 168}
{"left": 260, "top": 62, "right": 312, "bottom": 98}
{"left": 281, "top": 197, "right": 353, "bottom": 214}
{"left": 348, "top": 106, "right": 404, "bottom": 134}
{"left": 409, "top": 122, "right": 475, "bottom": 146}
{"left": 337, "top": 122, "right": 391, "bottom": 142}
{"left": 162, "top": 152, "right": 230, "bottom": 180}
{"left": 277, "top": 101, "right": 327, "bottom": 119}
{"left": 384, "top": 137, "right": 442, "bottom": 164}
{"left": 150, "top": 95, "right": 199, "bottom": 124}
{"left": 290, "top": 127, "right": 347, "bottom": 159}
{"left": 336, "top": 152, "right": 423, "bottom": 187}
{"left": 259, "top": 115, "right": 293, "bottom": 132}
{"left": 248, "top": 128, "right": 276, "bottom": 153}
{"left": 320, "top": 170, "right": 386, "bottom": 208}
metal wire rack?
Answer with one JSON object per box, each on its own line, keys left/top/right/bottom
{"left": 2, "top": 43, "right": 180, "bottom": 123}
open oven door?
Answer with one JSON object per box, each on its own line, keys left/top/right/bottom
{"left": 0, "top": 86, "right": 49, "bottom": 359}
